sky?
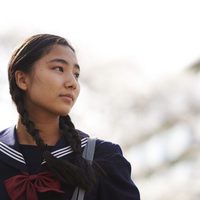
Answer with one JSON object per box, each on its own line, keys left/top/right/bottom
{"left": 1, "top": 0, "right": 200, "bottom": 74}
{"left": 1, "top": 0, "right": 200, "bottom": 130}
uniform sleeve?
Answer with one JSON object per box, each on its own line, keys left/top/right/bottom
{"left": 94, "top": 141, "right": 140, "bottom": 200}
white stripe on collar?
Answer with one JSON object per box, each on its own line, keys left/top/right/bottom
{"left": 0, "top": 137, "right": 89, "bottom": 165}
{"left": 0, "top": 141, "right": 25, "bottom": 164}
{"left": 42, "top": 137, "right": 89, "bottom": 164}
{"left": 52, "top": 137, "right": 88, "bottom": 157}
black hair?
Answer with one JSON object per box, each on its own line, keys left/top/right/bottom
{"left": 8, "top": 34, "right": 96, "bottom": 190}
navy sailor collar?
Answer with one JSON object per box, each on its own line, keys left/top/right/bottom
{"left": 0, "top": 126, "right": 89, "bottom": 171}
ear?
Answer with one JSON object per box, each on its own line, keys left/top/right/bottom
{"left": 15, "top": 70, "right": 29, "bottom": 91}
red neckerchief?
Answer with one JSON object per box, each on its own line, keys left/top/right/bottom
{"left": 4, "top": 171, "right": 64, "bottom": 200}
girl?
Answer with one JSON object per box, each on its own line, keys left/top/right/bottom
{"left": 0, "top": 34, "right": 140, "bottom": 200}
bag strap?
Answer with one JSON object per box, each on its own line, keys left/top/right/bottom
{"left": 71, "top": 137, "right": 96, "bottom": 200}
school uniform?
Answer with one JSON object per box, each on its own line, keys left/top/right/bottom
{"left": 0, "top": 126, "right": 140, "bottom": 200}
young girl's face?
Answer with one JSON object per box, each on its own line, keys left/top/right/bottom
{"left": 18, "top": 45, "right": 80, "bottom": 118}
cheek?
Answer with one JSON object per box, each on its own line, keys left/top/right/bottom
{"left": 26, "top": 77, "right": 55, "bottom": 100}
{"left": 76, "top": 84, "right": 80, "bottom": 97}
{"left": 30, "top": 72, "right": 61, "bottom": 92}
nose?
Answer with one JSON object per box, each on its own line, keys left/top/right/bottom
{"left": 64, "top": 73, "right": 78, "bottom": 89}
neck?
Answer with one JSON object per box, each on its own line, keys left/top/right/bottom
{"left": 16, "top": 116, "right": 61, "bottom": 146}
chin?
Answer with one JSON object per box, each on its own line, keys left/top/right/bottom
{"left": 60, "top": 113, "right": 70, "bottom": 117}
{"left": 59, "top": 109, "right": 71, "bottom": 116}
{"left": 54, "top": 105, "right": 72, "bottom": 116}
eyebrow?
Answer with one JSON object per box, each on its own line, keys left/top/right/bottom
{"left": 47, "top": 58, "right": 80, "bottom": 70}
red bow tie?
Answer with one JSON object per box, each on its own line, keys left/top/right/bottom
{"left": 4, "top": 171, "right": 64, "bottom": 200}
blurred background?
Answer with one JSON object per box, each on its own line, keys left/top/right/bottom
{"left": 0, "top": 0, "right": 200, "bottom": 199}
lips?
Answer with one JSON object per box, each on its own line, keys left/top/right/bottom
{"left": 59, "top": 94, "right": 74, "bottom": 102}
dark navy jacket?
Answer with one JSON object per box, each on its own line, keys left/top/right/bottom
{"left": 0, "top": 126, "right": 140, "bottom": 200}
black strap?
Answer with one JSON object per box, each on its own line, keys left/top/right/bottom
{"left": 71, "top": 138, "right": 96, "bottom": 200}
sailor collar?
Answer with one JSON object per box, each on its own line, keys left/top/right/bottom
{"left": 0, "top": 126, "right": 88, "bottom": 171}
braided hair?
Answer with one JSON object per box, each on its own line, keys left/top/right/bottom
{"left": 8, "top": 34, "right": 96, "bottom": 191}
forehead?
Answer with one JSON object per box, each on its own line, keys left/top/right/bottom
{"left": 45, "top": 45, "right": 77, "bottom": 63}
{"left": 31, "top": 44, "right": 80, "bottom": 72}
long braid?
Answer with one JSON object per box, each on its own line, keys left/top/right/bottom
{"left": 12, "top": 88, "right": 46, "bottom": 151}
{"left": 60, "top": 116, "right": 106, "bottom": 179}
{"left": 59, "top": 115, "right": 97, "bottom": 187}
{"left": 59, "top": 115, "right": 81, "bottom": 153}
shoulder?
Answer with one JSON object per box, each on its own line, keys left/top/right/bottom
{"left": 94, "top": 139, "right": 131, "bottom": 175}
{"left": 0, "top": 126, "right": 16, "bottom": 145}
{"left": 0, "top": 127, "right": 12, "bottom": 137}
{"left": 95, "top": 139, "right": 123, "bottom": 157}
{"left": 76, "top": 129, "right": 123, "bottom": 158}
{"left": 93, "top": 139, "right": 131, "bottom": 171}
{"left": 76, "top": 130, "right": 124, "bottom": 161}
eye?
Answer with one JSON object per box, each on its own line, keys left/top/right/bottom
{"left": 74, "top": 72, "right": 80, "bottom": 79}
{"left": 53, "top": 66, "right": 64, "bottom": 72}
